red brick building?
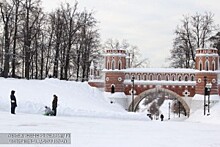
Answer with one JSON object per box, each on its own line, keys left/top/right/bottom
{"left": 89, "top": 48, "right": 220, "bottom": 114}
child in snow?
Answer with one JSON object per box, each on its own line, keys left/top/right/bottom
{"left": 44, "top": 106, "right": 54, "bottom": 116}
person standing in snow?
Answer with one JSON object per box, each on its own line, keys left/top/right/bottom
{"left": 160, "top": 114, "right": 164, "bottom": 121}
{"left": 52, "top": 95, "right": 58, "bottom": 116}
{"left": 10, "top": 90, "right": 17, "bottom": 114}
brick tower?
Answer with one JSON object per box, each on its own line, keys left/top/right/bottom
{"left": 195, "top": 48, "right": 219, "bottom": 95}
{"left": 103, "top": 49, "right": 127, "bottom": 93}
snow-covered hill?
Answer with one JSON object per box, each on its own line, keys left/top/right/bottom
{"left": 0, "top": 78, "right": 147, "bottom": 119}
{"left": 1, "top": 77, "right": 220, "bottom": 122}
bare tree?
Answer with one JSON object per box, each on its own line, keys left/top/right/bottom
{"left": 60, "top": 2, "right": 82, "bottom": 80}
{"left": 0, "top": 0, "right": 100, "bottom": 80}
{"left": 11, "top": 0, "right": 21, "bottom": 78}
{"left": 170, "top": 37, "right": 191, "bottom": 68}
{"left": 209, "top": 32, "right": 220, "bottom": 55}
{"left": 0, "top": 1, "right": 14, "bottom": 78}
{"left": 46, "top": 2, "right": 100, "bottom": 81}
{"left": 170, "top": 12, "right": 218, "bottom": 68}
{"left": 79, "top": 11, "right": 99, "bottom": 81}
{"left": 31, "top": 11, "right": 45, "bottom": 79}
{"left": 20, "top": 0, "right": 44, "bottom": 79}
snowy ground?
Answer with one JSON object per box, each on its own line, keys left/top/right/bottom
{"left": 0, "top": 78, "right": 220, "bottom": 147}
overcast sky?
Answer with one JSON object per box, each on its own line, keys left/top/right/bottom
{"left": 42, "top": 0, "right": 220, "bottom": 67}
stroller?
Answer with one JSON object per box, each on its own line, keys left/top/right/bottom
{"left": 44, "top": 106, "right": 54, "bottom": 116}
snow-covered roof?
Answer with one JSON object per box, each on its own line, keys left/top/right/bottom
{"left": 195, "top": 54, "right": 218, "bottom": 57}
{"left": 194, "top": 70, "right": 220, "bottom": 74}
{"left": 88, "top": 79, "right": 104, "bottom": 82}
{"left": 196, "top": 48, "right": 217, "bottom": 51}
{"left": 123, "top": 68, "right": 196, "bottom": 74}
{"left": 103, "top": 53, "right": 127, "bottom": 57}
{"left": 124, "top": 80, "right": 196, "bottom": 86}
{"left": 103, "top": 68, "right": 220, "bottom": 74}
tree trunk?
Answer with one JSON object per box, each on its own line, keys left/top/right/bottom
{"left": 12, "top": 0, "right": 20, "bottom": 78}
{"left": 3, "top": 23, "right": 10, "bottom": 78}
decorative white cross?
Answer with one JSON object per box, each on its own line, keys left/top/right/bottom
{"left": 182, "top": 89, "right": 190, "bottom": 97}
{"left": 129, "top": 89, "right": 136, "bottom": 94}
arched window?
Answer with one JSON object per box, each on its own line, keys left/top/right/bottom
{"left": 138, "top": 75, "right": 141, "bottom": 80}
{"left": 178, "top": 75, "right": 182, "bottom": 81}
{"left": 107, "top": 61, "right": 110, "bottom": 70}
{"left": 199, "top": 61, "right": 203, "bottom": 71}
{"left": 97, "top": 70, "right": 99, "bottom": 76}
{"left": 157, "top": 74, "right": 161, "bottom": 81}
{"left": 172, "top": 75, "right": 175, "bottom": 81}
{"left": 118, "top": 60, "right": 122, "bottom": 70}
{"left": 111, "top": 60, "right": 115, "bottom": 70}
{"left": 143, "top": 74, "right": 147, "bottom": 80}
{"left": 125, "top": 74, "right": 129, "bottom": 79}
{"left": 205, "top": 60, "right": 209, "bottom": 71}
{"left": 185, "top": 75, "right": 188, "bottom": 81}
{"left": 191, "top": 75, "right": 194, "bottom": 81}
{"left": 212, "top": 61, "right": 215, "bottom": 71}
{"left": 149, "top": 74, "right": 153, "bottom": 81}
{"left": 111, "top": 85, "right": 115, "bottom": 93}
{"left": 165, "top": 75, "right": 169, "bottom": 81}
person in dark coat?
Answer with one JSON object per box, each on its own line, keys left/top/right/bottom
{"left": 52, "top": 95, "right": 58, "bottom": 116}
{"left": 10, "top": 90, "right": 17, "bottom": 114}
{"left": 160, "top": 114, "right": 164, "bottom": 121}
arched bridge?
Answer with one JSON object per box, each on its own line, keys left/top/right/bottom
{"left": 128, "top": 87, "right": 190, "bottom": 116}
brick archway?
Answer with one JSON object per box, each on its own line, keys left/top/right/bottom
{"left": 128, "top": 87, "right": 190, "bottom": 116}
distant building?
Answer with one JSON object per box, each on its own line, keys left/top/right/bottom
{"left": 89, "top": 48, "right": 220, "bottom": 115}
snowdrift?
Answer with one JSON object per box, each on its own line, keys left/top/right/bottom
{"left": 187, "top": 101, "right": 220, "bottom": 124}
{"left": 0, "top": 78, "right": 122, "bottom": 115}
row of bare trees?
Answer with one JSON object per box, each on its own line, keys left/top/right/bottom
{"left": 0, "top": 0, "right": 100, "bottom": 81}
{"left": 169, "top": 12, "right": 219, "bottom": 68}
